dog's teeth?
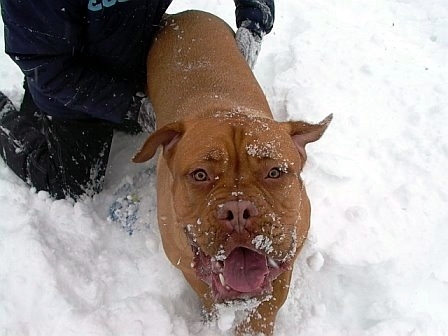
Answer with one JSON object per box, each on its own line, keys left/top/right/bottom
{"left": 214, "top": 261, "right": 223, "bottom": 271}
{"left": 219, "top": 273, "right": 226, "bottom": 286}
{"left": 268, "top": 257, "right": 279, "bottom": 269}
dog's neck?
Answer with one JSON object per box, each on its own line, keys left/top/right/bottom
{"left": 155, "top": 100, "right": 272, "bottom": 128}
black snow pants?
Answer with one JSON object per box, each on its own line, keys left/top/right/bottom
{"left": 0, "top": 83, "right": 114, "bottom": 200}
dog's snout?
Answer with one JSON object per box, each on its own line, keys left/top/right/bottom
{"left": 217, "top": 200, "right": 258, "bottom": 233}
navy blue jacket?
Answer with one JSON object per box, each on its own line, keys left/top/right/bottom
{"left": 1, "top": 0, "right": 274, "bottom": 123}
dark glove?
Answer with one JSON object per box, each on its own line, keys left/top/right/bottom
{"left": 234, "top": 0, "right": 274, "bottom": 68}
{"left": 235, "top": 24, "right": 262, "bottom": 69}
{"left": 137, "top": 97, "right": 156, "bottom": 133}
{"left": 116, "top": 93, "right": 155, "bottom": 135}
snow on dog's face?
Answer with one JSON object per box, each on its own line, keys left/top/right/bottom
{"left": 133, "top": 112, "right": 332, "bottom": 302}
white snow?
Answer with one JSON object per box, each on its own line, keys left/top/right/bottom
{"left": 306, "top": 251, "right": 325, "bottom": 272}
{"left": 1, "top": 0, "right": 448, "bottom": 335}
{"left": 252, "top": 235, "right": 275, "bottom": 255}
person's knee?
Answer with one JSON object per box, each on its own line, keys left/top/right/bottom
{"left": 1, "top": 110, "right": 113, "bottom": 200}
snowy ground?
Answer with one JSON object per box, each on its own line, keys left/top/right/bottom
{"left": 1, "top": 0, "right": 448, "bottom": 335}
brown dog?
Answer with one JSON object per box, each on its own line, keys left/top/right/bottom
{"left": 133, "top": 10, "right": 331, "bottom": 335}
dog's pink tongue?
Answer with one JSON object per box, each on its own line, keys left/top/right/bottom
{"left": 223, "top": 247, "right": 268, "bottom": 293}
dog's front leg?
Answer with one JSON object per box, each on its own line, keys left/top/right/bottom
{"left": 235, "top": 270, "right": 293, "bottom": 336}
{"left": 181, "top": 269, "right": 217, "bottom": 320}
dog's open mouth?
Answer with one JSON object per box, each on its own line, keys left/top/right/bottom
{"left": 192, "top": 246, "right": 288, "bottom": 301}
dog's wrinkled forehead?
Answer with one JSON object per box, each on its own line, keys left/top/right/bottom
{"left": 176, "top": 114, "right": 298, "bottom": 167}
{"left": 235, "top": 117, "right": 284, "bottom": 153}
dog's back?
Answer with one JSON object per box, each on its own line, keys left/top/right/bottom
{"left": 147, "top": 10, "right": 272, "bottom": 128}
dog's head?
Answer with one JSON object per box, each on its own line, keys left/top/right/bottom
{"left": 133, "top": 112, "right": 332, "bottom": 302}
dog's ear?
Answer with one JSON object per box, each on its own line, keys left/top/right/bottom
{"left": 284, "top": 114, "right": 333, "bottom": 162}
{"left": 132, "top": 122, "right": 184, "bottom": 163}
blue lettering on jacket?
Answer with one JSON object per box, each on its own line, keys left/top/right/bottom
{"left": 88, "top": 0, "right": 129, "bottom": 11}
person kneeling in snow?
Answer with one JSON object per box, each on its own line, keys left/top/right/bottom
{"left": 0, "top": 0, "right": 274, "bottom": 200}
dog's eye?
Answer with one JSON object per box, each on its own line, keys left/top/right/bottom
{"left": 267, "top": 167, "right": 282, "bottom": 179}
{"left": 192, "top": 169, "right": 209, "bottom": 182}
